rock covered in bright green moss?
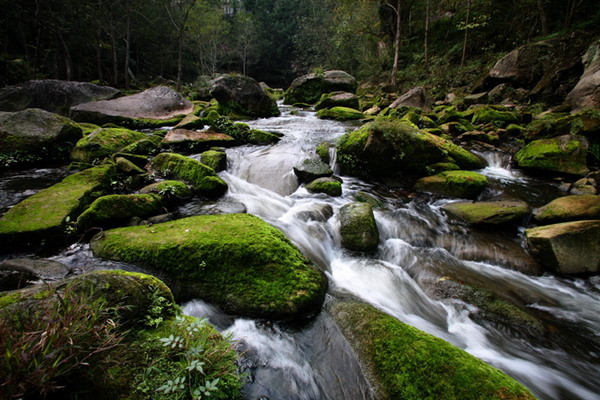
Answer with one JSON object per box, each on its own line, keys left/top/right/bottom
{"left": 315, "top": 91, "right": 359, "bottom": 111}
{"left": 305, "top": 177, "right": 342, "bottom": 196}
{"left": 139, "top": 180, "right": 192, "bottom": 199}
{"left": 248, "top": 128, "right": 282, "bottom": 145}
{"left": 471, "top": 105, "right": 520, "bottom": 127}
{"left": 339, "top": 202, "right": 379, "bottom": 252}
{"left": 76, "top": 194, "right": 164, "bottom": 229}
{"left": 525, "top": 220, "right": 600, "bottom": 275}
{"left": 525, "top": 109, "right": 600, "bottom": 140}
{"left": 71, "top": 127, "right": 147, "bottom": 163}
{"left": 90, "top": 214, "right": 327, "bottom": 319}
{"left": 336, "top": 119, "right": 483, "bottom": 178}
{"left": 316, "top": 106, "right": 364, "bottom": 121}
{"left": 147, "top": 152, "right": 227, "bottom": 198}
{"left": 315, "top": 141, "right": 334, "bottom": 163}
{"left": 415, "top": 171, "right": 488, "bottom": 199}
{"left": 533, "top": 195, "right": 600, "bottom": 223}
{"left": 0, "top": 108, "right": 82, "bottom": 169}
{"left": 0, "top": 164, "right": 115, "bottom": 252}
{"left": 120, "top": 138, "right": 160, "bottom": 156}
{"left": 115, "top": 156, "right": 145, "bottom": 174}
{"left": 293, "top": 158, "right": 333, "bottom": 182}
{"left": 514, "top": 134, "right": 589, "bottom": 176}
{"left": 200, "top": 149, "right": 227, "bottom": 172}
{"left": 330, "top": 301, "right": 537, "bottom": 400}
{"left": 442, "top": 199, "right": 530, "bottom": 225}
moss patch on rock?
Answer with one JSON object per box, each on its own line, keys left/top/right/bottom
{"left": 339, "top": 202, "right": 379, "bottom": 252}
{"left": 76, "top": 194, "right": 165, "bottom": 229}
{"left": 147, "top": 152, "right": 227, "bottom": 198}
{"left": 415, "top": 170, "right": 488, "bottom": 199}
{"left": 514, "top": 134, "right": 589, "bottom": 176}
{"left": 306, "top": 177, "right": 342, "bottom": 196}
{"left": 330, "top": 301, "right": 536, "bottom": 400}
{"left": 442, "top": 199, "right": 530, "bottom": 225}
{"left": 71, "top": 127, "right": 147, "bottom": 163}
{"left": 90, "top": 214, "right": 327, "bottom": 319}
{"left": 533, "top": 195, "right": 600, "bottom": 223}
{"left": 0, "top": 164, "right": 115, "bottom": 252}
{"left": 317, "top": 106, "right": 364, "bottom": 121}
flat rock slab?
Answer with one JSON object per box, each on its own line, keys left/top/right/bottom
{"left": 442, "top": 199, "right": 530, "bottom": 225}
{"left": 533, "top": 194, "right": 600, "bottom": 223}
{"left": 71, "top": 86, "right": 193, "bottom": 121}
{"left": 162, "top": 129, "right": 234, "bottom": 149}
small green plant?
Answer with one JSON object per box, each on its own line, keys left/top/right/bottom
{"left": 143, "top": 286, "right": 177, "bottom": 328}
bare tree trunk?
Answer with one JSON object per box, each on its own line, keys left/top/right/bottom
{"left": 424, "top": 0, "right": 430, "bottom": 68}
{"left": 389, "top": 0, "right": 402, "bottom": 87}
{"left": 57, "top": 31, "right": 72, "bottom": 80}
{"left": 124, "top": 0, "right": 131, "bottom": 89}
{"left": 536, "top": 0, "right": 549, "bottom": 35}
{"left": 460, "top": 0, "right": 470, "bottom": 68}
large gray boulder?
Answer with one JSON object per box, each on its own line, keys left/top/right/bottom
{"left": 566, "top": 39, "right": 600, "bottom": 110}
{"left": 390, "top": 86, "right": 429, "bottom": 110}
{"left": 0, "top": 108, "right": 82, "bottom": 169}
{"left": 526, "top": 220, "right": 600, "bottom": 275}
{"left": 284, "top": 70, "right": 357, "bottom": 105}
{"left": 338, "top": 202, "right": 379, "bottom": 252}
{"left": 70, "top": 86, "right": 193, "bottom": 127}
{"left": 315, "top": 91, "right": 359, "bottom": 111}
{"left": 0, "top": 79, "right": 119, "bottom": 115}
{"left": 293, "top": 158, "right": 333, "bottom": 182}
{"left": 210, "top": 75, "right": 280, "bottom": 118}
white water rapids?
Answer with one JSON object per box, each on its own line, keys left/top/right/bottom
{"left": 180, "top": 104, "right": 600, "bottom": 400}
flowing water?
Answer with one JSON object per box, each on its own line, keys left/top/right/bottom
{"left": 2, "top": 104, "right": 600, "bottom": 399}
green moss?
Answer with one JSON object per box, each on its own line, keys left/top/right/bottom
{"left": 315, "top": 141, "right": 334, "bottom": 163}
{"left": 0, "top": 165, "right": 115, "bottom": 249}
{"left": 120, "top": 138, "right": 160, "bottom": 156}
{"left": 339, "top": 202, "right": 379, "bottom": 252}
{"left": 78, "top": 122, "right": 101, "bottom": 135}
{"left": 533, "top": 195, "right": 600, "bottom": 223}
{"left": 90, "top": 214, "right": 327, "bottom": 319}
{"left": 140, "top": 180, "right": 192, "bottom": 200}
{"left": 332, "top": 301, "right": 536, "bottom": 400}
{"left": 71, "top": 127, "right": 147, "bottom": 163}
{"left": 442, "top": 200, "right": 530, "bottom": 225}
{"left": 317, "top": 106, "right": 364, "bottom": 121}
{"left": 514, "top": 135, "right": 589, "bottom": 175}
{"left": 76, "top": 194, "right": 164, "bottom": 228}
{"left": 200, "top": 149, "right": 227, "bottom": 172}
{"left": 415, "top": 171, "right": 488, "bottom": 199}
{"left": 148, "top": 152, "right": 227, "bottom": 198}
{"left": 248, "top": 128, "right": 282, "bottom": 145}
{"left": 305, "top": 178, "right": 342, "bottom": 196}
{"left": 471, "top": 106, "right": 520, "bottom": 128}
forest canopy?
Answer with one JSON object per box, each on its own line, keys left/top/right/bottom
{"left": 1, "top": 0, "right": 599, "bottom": 89}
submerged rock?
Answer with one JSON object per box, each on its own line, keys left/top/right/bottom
{"left": 514, "top": 134, "right": 589, "bottom": 176}
{"left": 210, "top": 75, "right": 280, "bottom": 118}
{"left": 0, "top": 108, "right": 82, "bottom": 169}
{"left": 330, "top": 301, "right": 537, "bottom": 400}
{"left": 533, "top": 195, "right": 600, "bottom": 223}
{"left": 147, "top": 152, "right": 227, "bottom": 198}
{"left": 526, "top": 220, "right": 600, "bottom": 275}
{"left": 442, "top": 199, "right": 530, "bottom": 225}
{"left": 70, "top": 127, "right": 146, "bottom": 164}
{"left": 90, "top": 214, "right": 327, "bottom": 319}
{"left": 415, "top": 171, "right": 488, "bottom": 199}
{"left": 339, "top": 202, "right": 379, "bottom": 252}
{"left": 0, "top": 79, "right": 119, "bottom": 115}
{"left": 284, "top": 70, "right": 357, "bottom": 105}
{"left": 0, "top": 164, "right": 115, "bottom": 252}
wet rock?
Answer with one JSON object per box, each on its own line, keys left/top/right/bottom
{"left": 147, "top": 152, "right": 228, "bottom": 198}
{"left": 284, "top": 70, "right": 357, "bottom": 105}
{"left": 533, "top": 195, "right": 600, "bottom": 223}
{"left": 140, "top": 180, "right": 192, "bottom": 200}
{"left": 336, "top": 119, "right": 483, "bottom": 179}
{"left": 70, "top": 127, "right": 146, "bottom": 164}
{"left": 339, "top": 202, "right": 379, "bottom": 252}
{"left": 566, "top": 38, "right": 600, "bottom": 111}
{"left": 161, "top": 129, "right": 235, "bottom": 153}
{"left": 463, "top": 92, "right": 489, "bottom": 107}
{"left": 316, "top": 106, "right": 364, "bottom": 121}
{"left": 115, "top": 156, "right": 145, "bottom": 174}
{"left": 0, "top": 164, "right": 115, "bottom": 252}
{"left": 174, "top": 114, "right": 204, "bottom": 130}
{"left": 514, "top": 134, "right": 589, "bottom": 176}
{"left": 0, "top": 108, "right": 82, "bottom": 169}
{"left": 210, "top": 75, "right": 280, "bottom": 118}
{"left": 293, "top": 158, "right": 333, "bottom": 182}
{"left": 442, "top": 199, "right": 530, "bottom": 225}
{"left": 71, "top": 86, "right": 193, "bottom": 128}
{"left": 470, "top": 105, "right": 520, "bottom": 128}
{"left": 570, "top": 178, "right": 597, "bottom": 195}
{"left": 294, "top": 204, "right": 334, "bottom": 222}
{"left": 315, "top": 141, "right": 334, "bottom": 163}
{"left": 90, "top": 214, "right": 327, "bottom": 319}
{"left": 415, "top": 171, "right": 488, "bottom": 199}
{"left": 315, "top": 91, "right": 359, "bottom": 111}
{"left": 76, "top": 194, "right": 165, "bottom": 229}
{"left": 120, "top": 138, "right": 161, "bottom": 156}
{"left": 200, "top": 148, "right": 227, "bottom": 172}
{"left": 0, "top": 258, "right": 70, "bottom": 290}
{"left": 526, "top": 220, "right": 600, "bottom": 275}
{"left": 0, "top": 79, "right": 119, "bottom": 115}
{"left": 306, "top": 177, "right": 342, "bottom": 196}
{"left": 390, "top": 86, "right": 429, "bottom": 111}
{"left": 330, "top": 301, "right": 536, "bottom": 400}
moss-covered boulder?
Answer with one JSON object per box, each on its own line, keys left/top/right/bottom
{"left": 330, "top": 301, "right": 536, "bottom": 400}
{"left": 316, "top": 106, "right": 364, "bottom": 121}
{"left": 139, "top": 180, "right": 192, "bottom": 199}
{"left": 120, "top": 138, "right": 160, "bottom": 156}
{"left": 533, "top": 195, "right": 600, "bottom": 223}
{"left": 76, "top": 194, "right": 165, "bottom": 229}
{"left": 210, "top": 75, "right": 280, "bottom": 118}
{"left": 525, "top": 109, "right": 600, "bottom": 140}
{"left": 415, "top": 171, "right": 488, "bottom": 199}
{"left": 115, "top": 156, "right": 145, "bottom": 174}
{"left": 471, "top": 106, "right": 520, "bottom": 128}
{"left": 90, "top": 214, "right": 327, "bottom": 319}
{"left": 526, "top": 220, "right": 600, "bottom": 275}
{"left": 514, "top": 134, "right": 589, "bottom": 176}
{"left": 147, "top": 152, "right": 227, "bottom": 198}
{"left": 315, "top": 141, "right": 334, "bottom": 163}
{"left": 336, "top": 119, "right": 484, "bottom": 178}
{"left": 339, "top": 202, "right": 379, "bottom": 252}
{"left": 0, "top": 164, "right": 115, "bottom": 252}
{"left": 173, "top": 113, "right": 204, "bottom": 130}
{"left": 160, "top": 129, "right": 235, "bottom": 153}
{"left": 284, "top": 70, "right": 357, "bottom": 105}
{"left": 0, "top": 108, "right": 82, "bottom": 169}
{"left": 201, "top": 148, "right": 227, "bottom": 172}
{"left": 248, "top": 128, "right": 282, "bottom": 145}
{"left": 71, "top": 127, "right": 147, "bottom": 164}
{"left": 442, "top": 199, "right": 530, "bottom": 225}
{"left": 293, "top": 158, "right": 333, "bottom": 182}
{"left": 315, "top": 91, "right": 360, "bottom": 111}
{"left": 305, "top": 177, "right": 342, "bottom": 196}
